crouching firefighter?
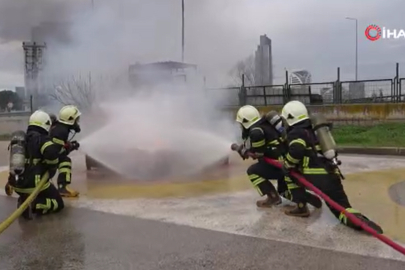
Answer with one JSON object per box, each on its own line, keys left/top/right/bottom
{"left": 50, "top": 105, "right": 81, "bottom": 197}
{"left": 233, "top": 105, "right": 299, "bottom": 207}
{"left": 6, "top": 110, "right": 65, "bottom": 219}
{"left": 280, "top": 100, "right": 383, "bottom": 234}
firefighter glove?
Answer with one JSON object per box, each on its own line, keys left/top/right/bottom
{"left": 7, "top": 174, "right": 17, "bottom": 186}
{"left": 71, "top": 141, "right": 80, "bottom": 150}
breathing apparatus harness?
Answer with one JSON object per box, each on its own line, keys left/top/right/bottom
{"left": 307, "top": 117, "right": 345, "bottom": 180}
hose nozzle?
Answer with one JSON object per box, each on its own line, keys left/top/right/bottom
{"left": 332, "top": 157, "right": 342, "bottom": 166}
{"left": 231, "top": 143, "right": 241, "bottom": 151}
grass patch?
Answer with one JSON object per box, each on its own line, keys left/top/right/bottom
{"left": 1, "top": 123, "right": 405, "bottom": 146}
{"left": 333, "top": 123, "right": 405, "bottom": 147}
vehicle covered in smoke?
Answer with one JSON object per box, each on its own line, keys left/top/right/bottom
{"left": 128, "top": 61, "right": 199, "bottom": 89}
{"left": 84, "top": 125, "right": 231, "bottom": 180}
{"left": 82, "top": 61, "right": 233, "bottom": 180}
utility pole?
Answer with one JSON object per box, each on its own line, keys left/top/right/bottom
{"left": 181, "top": 0, "right": 185, "bottom": 62}
{"left": 23, "top": 41, "right": 46, "bottom": 111}
{"left": 346, "top": 17, "right": 358, "bottom": 81}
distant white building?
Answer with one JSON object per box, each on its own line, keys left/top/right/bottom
{"left": 348, "top": 82, "right": 365, "bottom": 100}
{"left": 15, "top": 86, "right": 26, "bottom": 99}
{"left": 289, "top": 70, "right": 312, "bottom": 84}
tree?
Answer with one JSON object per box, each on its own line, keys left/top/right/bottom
{"left": 371, "top": 91, "right": 377, "bottom": 101}
{"left": 378, "top": 88, "right": 384, "bottom": 101}
{"left": 48, "top": 73, "right": 96, "bottom": 111}
{"left": 229, "top": 54, "right": 256, "bottom": 86}
{"left": 0, "top": 90, "right": 23, "bottom": 111}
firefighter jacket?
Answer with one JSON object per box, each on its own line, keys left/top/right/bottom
{"left": 247, "top": 117, "right": 286, "bottom": 160}
{"left": 50, "top": 121, "right": 72, "bottom": 154}
{"left": 284, "top": 119, "right": 338, "bottom": 175}
{"left": 13, "top": 126, "right": 60, "bottom": 193}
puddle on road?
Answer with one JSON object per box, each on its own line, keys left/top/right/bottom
{"left": 1, "top": 156, "right": 405, "bottom": 243}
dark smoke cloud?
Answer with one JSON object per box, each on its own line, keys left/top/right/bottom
{"left": 0, "top": 0, "right": 86, "bottom": 42}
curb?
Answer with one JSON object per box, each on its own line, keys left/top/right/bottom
{"left": 338, "top": 147, "right": 405, "bottom": 156}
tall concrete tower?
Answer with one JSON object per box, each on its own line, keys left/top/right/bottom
{"left": 254, "top": 35, "right": 273, "bottom": 85}
{"left": 29, "top": 22, "right": 72, "bottom": 103}
{"left": 23, "top": 41, "right": 46, "bottom": 111}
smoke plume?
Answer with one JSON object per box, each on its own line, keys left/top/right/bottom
{"left": 15, "top": 0, "right": 245, "bottom": 179}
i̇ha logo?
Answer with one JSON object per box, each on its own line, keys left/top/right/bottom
{"left": 365, "top": 24, "right": 405, "bottom": 41}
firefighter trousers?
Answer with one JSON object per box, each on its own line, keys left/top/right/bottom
{"left": 17, "top": 183, "right": 64, "bottom": 215}
{"left": 57, "top": 155, "right": 72, "bottom": 188}
{"left": 287, "top": 172, "right": 367, "bottom": 230}
{"left": 247, "top": 160, "right": 288, "bottom": 197}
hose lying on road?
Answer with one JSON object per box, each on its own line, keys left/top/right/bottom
{"left": 0, "top": 172, "right": 49, "bottom": 234}
{"left": 263, "top": 157, "right": 405, "bottom": 256}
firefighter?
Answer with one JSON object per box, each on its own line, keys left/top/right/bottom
{"left": 7, "top": 110, "right": 77, "bottom": 219}
{"left": 4, "top": 113, "right": 59, "bottom": 197}
{"left": 4, "top": 113, "right": 57, "bottom": 196}
{"left": 50, "top": 105, "right": 81, "bottom": 197}
{"left": 234, "top": 105, "right": 322, "bottom": 208}
{"left": 280, "top": 100, "right": 383, "bottom": 233}
{"left": 49, "top": 113, "right": 57, "bottom": 127}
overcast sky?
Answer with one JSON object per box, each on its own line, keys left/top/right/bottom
{"left": 0, "top": 0, "right": 405, "bottom": 90}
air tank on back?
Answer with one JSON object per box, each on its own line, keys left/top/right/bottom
{"left": 310, "top": 113, "right": 336, "bottom": 160}
{"left": 9, "top": 130, "right": 26, "bottom": 176}
{"left": 265, "top": 110, "right": 285, "bottom": 137}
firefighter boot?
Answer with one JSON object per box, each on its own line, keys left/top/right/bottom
{"left": 5, "top": 183, "right": 14, "bottom": 196}
{"left": 58, "top": 184, "right": 79, "bottom": 197}
{"left": 256, "top": 191, "right": 282, "bottom": 208}
{"left": 306, "top": 193, "right": 323, "bottom": 209}
{"left": 284, "top": 202, "right": 310, "bottom": 217}
{"left": 17, "top": 195, "right": 33, "bottom": 220}
{"left": 279, "top": 190, "right": 291, "bottom": 202}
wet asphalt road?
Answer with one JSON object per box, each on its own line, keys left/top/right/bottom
{"left": 0, "top": 140, "right": 405, "bottom": 269}
{"left": 0, "top": 196, "right": 404, "bottom": 270}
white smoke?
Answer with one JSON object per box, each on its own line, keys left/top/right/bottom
{"left": 14, "top": 0, "right": 252, "bottom": 179}
{"left": 79, "top": 83, "right": 237, "bottom": 180}
{"left": 41, "top": 0, "right": 258, "bottom": 87}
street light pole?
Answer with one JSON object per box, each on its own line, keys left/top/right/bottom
{"left": 181, "top": 0, "right": 185, "bottom": 62}
{"left": 346, "top": 17, "right": 358, "bottom": 81}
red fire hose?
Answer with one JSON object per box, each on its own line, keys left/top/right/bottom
{"left": 262, "top": 156, "right": 405, "bottom": 256}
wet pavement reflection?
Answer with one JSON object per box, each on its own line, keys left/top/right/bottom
{"left": 0, "top": 201, "right": 85, "bottom": 270}
{"left": 1, "top": 195, "right": 404, "bottom": 270}
{"left": 0, "top": 152, "right": 405, "bottom": 269}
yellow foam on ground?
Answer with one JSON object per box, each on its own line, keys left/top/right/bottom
{"left": 342, "top": 168, "right": 405, "bottom": 242}
{"left": 1, "top": 167, "right": 404, "bottom": 241}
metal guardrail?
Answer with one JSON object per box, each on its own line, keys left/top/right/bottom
{"left": 0, "top": 111, "right": 31, "bottom": 118}
{"left": 208, "top": 64, "right": 405, "bottom": 106}
{"left": 207, "top": 79, "right": 401, "bottom": 107}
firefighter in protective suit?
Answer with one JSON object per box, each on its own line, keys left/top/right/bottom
{"left": 235, "top": 105, "right": 322, "bottom": 208}
{"left": 280, "top": 100, "right": 383, "bottom": 233}
{"left": 7, "top": 110, "right": 71, "bottom": 219}
{"left": 50, "top": 105, "right": 81, "bottom": 197}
